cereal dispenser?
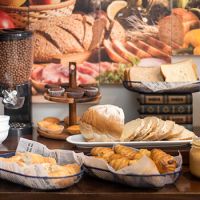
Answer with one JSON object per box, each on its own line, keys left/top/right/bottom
{"left": 0, "top": 29, "right": 33, "bottom": 135}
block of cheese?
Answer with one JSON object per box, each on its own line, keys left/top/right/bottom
{"left": 129, "top": 67, "right": 164, "bottom": 82}
{"left": 161, "top": 59, "right": 198, "bottom": 82}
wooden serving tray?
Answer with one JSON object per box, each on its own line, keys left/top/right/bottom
{"left": 44, "top": 92, "right": 101, "bottom": 104}
{"left": 37, "top": 128, "right": 69, "bottom": 140}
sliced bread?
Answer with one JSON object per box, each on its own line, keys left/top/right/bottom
{"left": 129, "top": 67, "right": 164, "bottom": 82}
{"left": 161, "top": 59, "right": 198, "bottom": 82}
{"left": 165, "top": 124, "right": 185, "bottom": 140}
{"left": 134, "top": 117, "right": 157, "bottom": 141}
{"left": 120, "top": 118, "right": 145, "bottom": 141}
{"left": 169, "top": 128, "right": 197, "bottom": 141}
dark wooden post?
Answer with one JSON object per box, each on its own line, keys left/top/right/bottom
{"left": 69, "top": 62, "right": 77, "bottom": 126}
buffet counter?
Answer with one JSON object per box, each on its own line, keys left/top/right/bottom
{"left": 0, "top": 131, "right": 200, "bottom": 200}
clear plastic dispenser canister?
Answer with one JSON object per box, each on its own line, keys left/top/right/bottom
{"left": 190, "top": 138, "right": 200, "bottom": 177}
{"left": 0, "top": 29, "right": 33, "bottom": 88}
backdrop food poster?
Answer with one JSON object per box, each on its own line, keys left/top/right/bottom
{"left": 171, "top": 0, "right": 200, "bottom": 56}
{"left": 0, "top": 1, "right": 198, "bottom": 100}
{"left": 98, "top": 0, "right": 172, "bottom": 84}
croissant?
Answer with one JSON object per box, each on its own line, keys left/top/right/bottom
{"left": 139, "top": 149, "right": 151, "bottom": 157}
{"left": 91, "top": 147, "right": 114, "bottom": 161}
{"left": 114, "top": 145, "right": 137, "bottom": 159}
{"left": 108, "top": 154, "right": 124, "bottom": 162}
{"left": 109, "top": 157, "right": 130, "bottom": 171}
{"left": 16, "top": 152, "right": 57, "bottom": 165}
{"left": 151, "top": 149, "right": 177, "bottom": 174}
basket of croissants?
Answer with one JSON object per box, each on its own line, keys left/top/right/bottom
{"left": 0, "top": 142, "right": 83, "bottom": 190}
{"left": 80, "top": 145, "right": 182, "bottom": 188}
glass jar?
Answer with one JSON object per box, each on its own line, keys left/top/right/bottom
{"left": 190, "top": 138, "right": 200, "bottom": 177}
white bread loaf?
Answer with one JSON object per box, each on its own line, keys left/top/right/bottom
{"left": 80, "top": 105, "right": 124, "bottom": 142}
{"left": 161, "top": 59, "right": 198, "bottom": 82}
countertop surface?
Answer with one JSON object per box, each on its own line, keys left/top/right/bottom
{"left": 0, "top": 131, "right": 200, "bottom": 200}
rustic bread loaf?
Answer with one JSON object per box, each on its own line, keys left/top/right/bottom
{"left": 158, "top": 8, "right": 200, "bottom": 46}
{"left": 80, "top": 105, "right": 125, "bottom": 142}
{"left": 161, "top": 59, "right": 198, "bottom": 82}
{"left": 30, "top": 14, "right": 105, "bottom": 63}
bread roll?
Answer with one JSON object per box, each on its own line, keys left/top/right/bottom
{"left": 80, "top": 105, "right": 124, "bottom": 142}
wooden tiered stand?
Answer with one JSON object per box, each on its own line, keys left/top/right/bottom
{"left": 39, "top": 62, "right": 101, "bottom": 140}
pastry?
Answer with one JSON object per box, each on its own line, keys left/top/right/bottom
{"left": 46, "top": 124, "right": 64, "bottom": 135}
{"left": 16, "top": 152, "right": 57, "bottom": 165}
{"left": 108, "top": 154, "right": 124, "bottom": 162}
{"left": 90, "top": 145, "right": 178, "bottom": 174}
{"left": 80, "top": 105, "right": 125, "bottom": 142}
{"left": 109, "top": 157, "right": 130, "bottom": 170}
{"left": 91, "top": 147, "right": 114, "bottom": 162}
{"left": 37, "top": 121, "right": 52, "bottom": 132}
{"left": 43, "top": 117, "right": 60, "bottom": 124}
{"left": 66, "top": 125, "right": 80, "bottom": 135}
{"left": 114, "top": 145, "right": 137, "bottom": 160}
{"left": 151, "top": 149, "right": 177, "bottom": 174}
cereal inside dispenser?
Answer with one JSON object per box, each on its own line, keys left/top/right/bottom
{"left": 0, "top": 29, "right": 33, "bottom": 135}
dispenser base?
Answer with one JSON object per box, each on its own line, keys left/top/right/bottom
{"left": 9, "top": 122, "right": 33, "bottom": 136}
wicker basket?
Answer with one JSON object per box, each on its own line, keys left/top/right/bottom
{"left": 0, "top": 0, "right": 76, "bottom": 27}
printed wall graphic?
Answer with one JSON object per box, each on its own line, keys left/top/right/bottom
{"left": 171, "top": 0, "right": 200, "bottom": 56}
{"left": 0, "top": 0, "right": 199, "bottom": 100}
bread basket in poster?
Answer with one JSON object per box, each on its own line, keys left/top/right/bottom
{"left": 0, "top": 0, "right": 76, "bottom": 27}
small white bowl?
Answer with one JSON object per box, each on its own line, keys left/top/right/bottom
{"left": 0, "top": 115, "right": 10, "bottom": 127}
{"left": 0, "top": 126, "right": 9, "bottom": 144}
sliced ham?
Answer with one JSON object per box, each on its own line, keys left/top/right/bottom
{"left": 78, "top": 72, "right": 96, "bottom": 84}
{"left": 83, "top": 61, "right": 99, "bottom": 72}
{"left": 103, "top": 39, "right": 129, "bottom": 63}
{"left": 31, "top": 65, "right": 44, "bottom": 81}
{"left": 77, "top": 64, "right": 99, "bottom": 77}
{"left": 125, "top": 41, "right": 151, "bottom": 58}
{"left": 42, "top": 63, "right": 68, "bottom": 84}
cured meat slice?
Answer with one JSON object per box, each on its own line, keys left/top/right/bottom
{"left": 77, "top": 64, "right": 99, "bottom": 77}
{"left": 78, "top": 72, "right": 96, "bottom": 84}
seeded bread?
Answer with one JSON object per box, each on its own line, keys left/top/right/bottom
{"left": 30, "top": 14, "right": 106, "bottom": 63}
{"left": 161, "top": 59, "right": 198, "bottom": 82}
